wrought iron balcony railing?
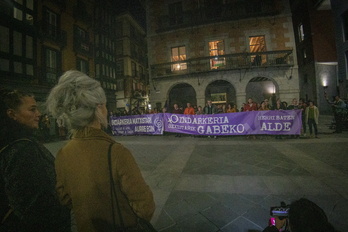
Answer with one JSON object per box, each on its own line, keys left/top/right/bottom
{"left": 38, "top": 21, "right": 67, "bottom": 47}
{"left": 151, "top": 50, "right": 293, "bottom": 78}
{"left": 73, "top": 38, "right": 94, "bottom": 57}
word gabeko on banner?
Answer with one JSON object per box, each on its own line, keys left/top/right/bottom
{"left": 110, "top": 110, "right": 302, "bottom": 136}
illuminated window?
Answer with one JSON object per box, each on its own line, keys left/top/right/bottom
{"left": 298, "top": 23, "right": 305, "bottom": 42}
{"left": 209, "top": 40, "right": 225, "bottom": 69}
{"left": 211, "top": 93, "right": 226, "bottom": 104}
{"left": 249, "top": 36, "right": 266, "bottom": 66}
{"left": 171, "top": 46, "right": 187, "bottom": 71}
{"left": 13, "top": 7, "right": 22, "bottom": 20}
{"left": 27, "top": 0, "right": 33, "bottom": 10}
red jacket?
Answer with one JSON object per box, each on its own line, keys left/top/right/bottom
{"left": 243, "top": 103, "right": 258, "bottom": 111}
{"left": 184, "top": 107, "right": 195, "bottom": 115}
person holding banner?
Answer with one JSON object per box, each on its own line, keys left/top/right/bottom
{"left": 172, "top": 103, "right": 183, "bottom": 137}
{"left": 272, "top": 98, "right": 287, "bottom": 111}
{"left": 258, "top": 101, "right": 270, "bottom": 111}
{"left": 172, "top": 103, "right": 182, "bottom": 114}
{"left": 226, "top": 103, "right": 238, "bottom": 113}
{"left": 196, "top": 106, "right": 204, "bottom": 115}
{"left": 184, "top": 102, "right": 195, "bottom": 115}
{"left": 264, "top": 99, "right": 271, "bottom": 110}
{"left": 243, "top": 98, "right": 258, "bottom": 111}
{"left": 298, "top": 98, "right": 307, "bottom": 136}
{"left": 272, "top": 98, "right": 287, "bottom": 139}
{"left": 204, "top": 100, "right": 217, "bottom": 138}
{"left": 203, "top": 100, "right": 217, "bottom": 114}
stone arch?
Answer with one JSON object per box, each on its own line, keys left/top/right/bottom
{"left": 168, "top": 83, "right": 197, "bottom": 111}
{"left": 245, "top": 76, "right": 278, "bottom": 105}
{"left": 205, "top": 80, "right": 236, "bottom": 107}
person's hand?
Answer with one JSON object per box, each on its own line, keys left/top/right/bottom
{"left": 274, "top": 216, "right": 287, "bottom": 230}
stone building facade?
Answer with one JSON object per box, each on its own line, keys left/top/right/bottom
{"left": 290, "top": 0, "right": 339, "bottom": 114}
{"left": 331, "top": 0, "right": 348, "bottom": 99}
{"left": 115, "top": 12, "right": 149, "bottom": 113}
{"left": 146, "top": 0, "right": 300, "bottom": 111}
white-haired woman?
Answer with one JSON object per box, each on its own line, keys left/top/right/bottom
{"left": 46, "top": 70, "right": 155, "bottom": 232}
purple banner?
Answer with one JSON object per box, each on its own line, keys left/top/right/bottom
{"left": 110, "top": 110, "right": 302, "bottom": 136}
{"left": 110, "top": 114, "right": 163, "bottom": 135}
{"left": 164, "top": 110, "right": 302, "bottom": 135}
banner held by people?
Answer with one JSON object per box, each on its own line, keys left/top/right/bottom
{"left": 110, "top": 110, "right": 302, "bottom": 136}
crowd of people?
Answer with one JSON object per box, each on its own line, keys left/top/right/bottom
{"left": 24, "top": 92, "right": 347, "bottom": 142}
{"left": 0, "top": 70, "right": 343, "bottom": 231}
{"left": 112, "top": 96, "right": 347, "bottom": 139}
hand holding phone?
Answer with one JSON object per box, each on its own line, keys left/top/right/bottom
{"left": 270, "top": 216, "right": 287, "bottom": 231}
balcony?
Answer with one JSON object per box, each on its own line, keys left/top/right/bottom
{"left": 38, "top": 22, "right": 67, "bottom": 47}
{"left": 151, "top": 50, "right": 293, "bottom": 79}
{"left": 74, "top": 38, "right": 94, "bottom": 57}
{"left": 157, "top": 0, "right": 279, "bottom": 32}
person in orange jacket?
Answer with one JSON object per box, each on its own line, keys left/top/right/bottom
{"left": 184, "top": 102, "right": 195, "bottom": 115}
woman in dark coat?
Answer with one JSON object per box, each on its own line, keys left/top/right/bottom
{"left": 0, "top": 89, "right": 71, "bottom": 231}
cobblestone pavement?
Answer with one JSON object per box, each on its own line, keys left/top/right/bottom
{"left": 45, "top": 115, "right": 348, "bottom": 232}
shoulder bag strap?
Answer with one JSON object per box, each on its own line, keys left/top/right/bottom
{"left": 108, "top": 143, "right": 126, "bottom": 231}
{"left": 0, "top": 139, "right": 32, "bottom": 154}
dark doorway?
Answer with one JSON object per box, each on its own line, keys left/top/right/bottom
{"left": 168, "top": 83, "right": 196, "bottom": 111}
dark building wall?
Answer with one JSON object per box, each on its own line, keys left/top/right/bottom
{"left": 311, "top": 10, "right": 337, "bottom": 62}
{"left": 330, "top": 0, "right": 348, "bottom": 98}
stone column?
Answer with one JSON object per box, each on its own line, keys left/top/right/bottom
{"left": 236, "top": 93, "right": 247, "bottom": 111}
